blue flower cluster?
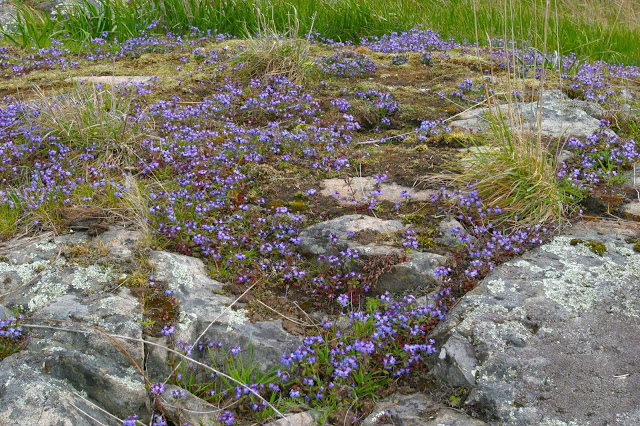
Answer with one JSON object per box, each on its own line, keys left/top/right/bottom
{"left": 558, "top": 127, "right": 640, "bottom": 190}
{"left": 315, "top": 50, "right": 377, "bottom": 77}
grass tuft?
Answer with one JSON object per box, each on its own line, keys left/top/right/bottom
{"left": 230, "top": 10, "right": 311, "bottom": 83}
{"left": 24, "top": 81, "right": 146, "bottom": 167}
{"left": 460, "top": 113, "right": 578, "bottom": 225}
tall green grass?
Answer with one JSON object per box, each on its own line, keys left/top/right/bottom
{"left": 1, "top": 0, "right": 425, "bottom": 48}
{"left": 422, "top": 0, "right": 640, "bottom": 64}
{"left": 2, "top": 0, "right": 639, "bottom": 64}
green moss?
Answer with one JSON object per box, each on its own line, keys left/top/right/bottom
{"left": 633, "top": 241, "right": 640, "bottom": 253}
{"left": 570, "top": 238, "right": 607, "bottom": 256}
{"left": 402, "top": 213, "right": 426, "bottom": 225}
{"left": 569, "top": 238, "right": 583, "bottom": 246}
{"left": 417, "top": 234, "right": 437, "bottom": 251}
{"left": 585, "top": 240, "right": 607, "bottom": 256}
{"left": 288, "top": 200, "right": 309, "bottom": 212}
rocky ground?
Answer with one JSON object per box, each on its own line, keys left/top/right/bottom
{"left": 0, "top": 22, "right": 640, "bottom": 426}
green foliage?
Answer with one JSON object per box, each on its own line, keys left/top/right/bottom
{"left": 3, "top": 0, "right": 640, "bottom": 63}
{"left": 54, "top": 0, "right": 142, "bottom": 42}
{"left": 0, "top": 4, "right": 60, "bottom": 48}
{"left": 421, "top": 0, "right": 640, "bottom": 64}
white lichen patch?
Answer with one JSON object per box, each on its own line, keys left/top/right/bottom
{"left": 486, "top": 278, "right": 505, "bottom": 294}
{"left": 71, "top": 265, "right": 113, "bottom": 290}
{"left": 27, "top": 269, "right": 68, "bottom": 311}
{"left": 455, "top": 301, "right": 531, "bottom": 349}
{"left": 34, "top": 240, "right": 58, "bottom": 253}
{"left": 0, "top": 259, "right": 49, "bottom": 284}
{"left": 538, "top": 237, "right": 640, "bottom": 315}
{"left": 539, "top": 419, "right": 582, "bottom": 426}
{"left": 226, "top": 308, "right": 248, "bottom": 332}
{"left": 541, "top": 236, "right": 601, "bottom": 258}
{"left": 510, "top": 259, "right": 545, "bottom": 274}
{"left": 177, "top": 310, "right": 195, "bottom": 330}
{"left": 170, "top": 259, "right": 194, "bottom": 290}
{"left": 27, "top": 265, "right": 113, "bottom": 312}
{"left": 107, "top": 371, "right": 145, "bottom": 391}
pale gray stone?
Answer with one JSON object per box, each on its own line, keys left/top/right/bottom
{"left": 451, "top": 89, "right": 609, "bottom": 139}
{"left": 65, "top": 76, "right": 154, "bottom": 86}
{"left": 265, "top": 411, "right": 320, "bottom": 426}
{"left": 321, "top": 176, "right": 436, "bottom": 206}
{"left": 429, "top": 227, "right": 640, "bottom": 424}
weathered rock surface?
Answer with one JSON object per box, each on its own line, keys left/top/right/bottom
{"left": 321, "top": 176, "right": 436, "bottom": 206}
{"left": 265, "top": 410, "right": 320, "bottom": 426}
{"left": 147, "top": 250, "right": 302, "bottom": 377}
{"left": 362, "top": 392, "right": 487, "bottom": 426}
{"left": 299, "top": 215, "right": 446, "bottom": 294}
{"left": 429, "top": 224, "right": 640, "bottom": 424}
{"left": 0, "top": 227, "right": 302, "bottom": 424}
{"left": 0, "top": 351, "right": 120, "bottom": 425}
{"left": 451, "top": 89, "right": 608, "bottom": 139}
{"left": 160, "top": 384, "right": 220, "bottom": 426}
{"left": 65, "top": 76, "right": 154, "bottom": 86}
{"left": 0, "top": 230, "right": 148, "bottom": 423}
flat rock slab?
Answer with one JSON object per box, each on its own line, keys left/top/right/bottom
{"left": 65, "top": 76, "right": 154, "bottom": 85}
{"left": 299, "top": 215, "right": 446, "bottom": 294}
{"left": 450, "top": 89, "right": 607, "bottom": 139}
{"left": 321, "top": 176, "right": 436, "bottom": 206}
{"left": 363, "top": 392, "right": 487, "bottom": 426}
{"left": 429, "top": 226, "right": 640, "bottom": 424}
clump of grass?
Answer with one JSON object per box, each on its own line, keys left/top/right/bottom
{"left": 230, "top": 10, "right": 311, "bottom": 83}
{"left": 460, "top": 114, "right": 577, "bottom": 225}
{"left": 24, "top": 81, "right": 146, "bottom": 165}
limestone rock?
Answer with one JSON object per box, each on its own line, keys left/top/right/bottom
{"left": 265, "top": 411, "right": 320, "bottom": 426}
{"left": 450, "top": 89, "right": 609, "bottom": 139}
{"left": 147, "top": 251, "right": 302, "bottom": 376}
{"left": 161, "top": 384, "right": 220, "bottom": 426}
{"left": 429, "top": 227, "right": 640, "bottom": 424}
{"left": 65, "top": 76, "right": 154, "bottom": 86}
{"left": 0, "top": 352, "right": 119, "bottom": 426}
{"left": 0, "top": 231, "right": 148, "bottom": 423}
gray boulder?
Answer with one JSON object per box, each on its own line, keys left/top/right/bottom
{"left": 147, "top": 251, "right": 302, "bottom": 377}
{"left": 299, "top": 215, "right": 446, "bottom": 294}
{"left": 0, "top": 230, "right": 148, "bottom": 424}
{"left": 429, "top": 225, "right": 640, "bottom": 424}
{"left": 451, "top": 89, "right": 608, "bottom": 139}
{"left": 160, "top": 384, "right": 220, "bottom": 426}
{"left": 363, "top": 392, "right": 487, "bottom": 425}
{"left": 0, "top": 351, "right": 119, "bottom": 426}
